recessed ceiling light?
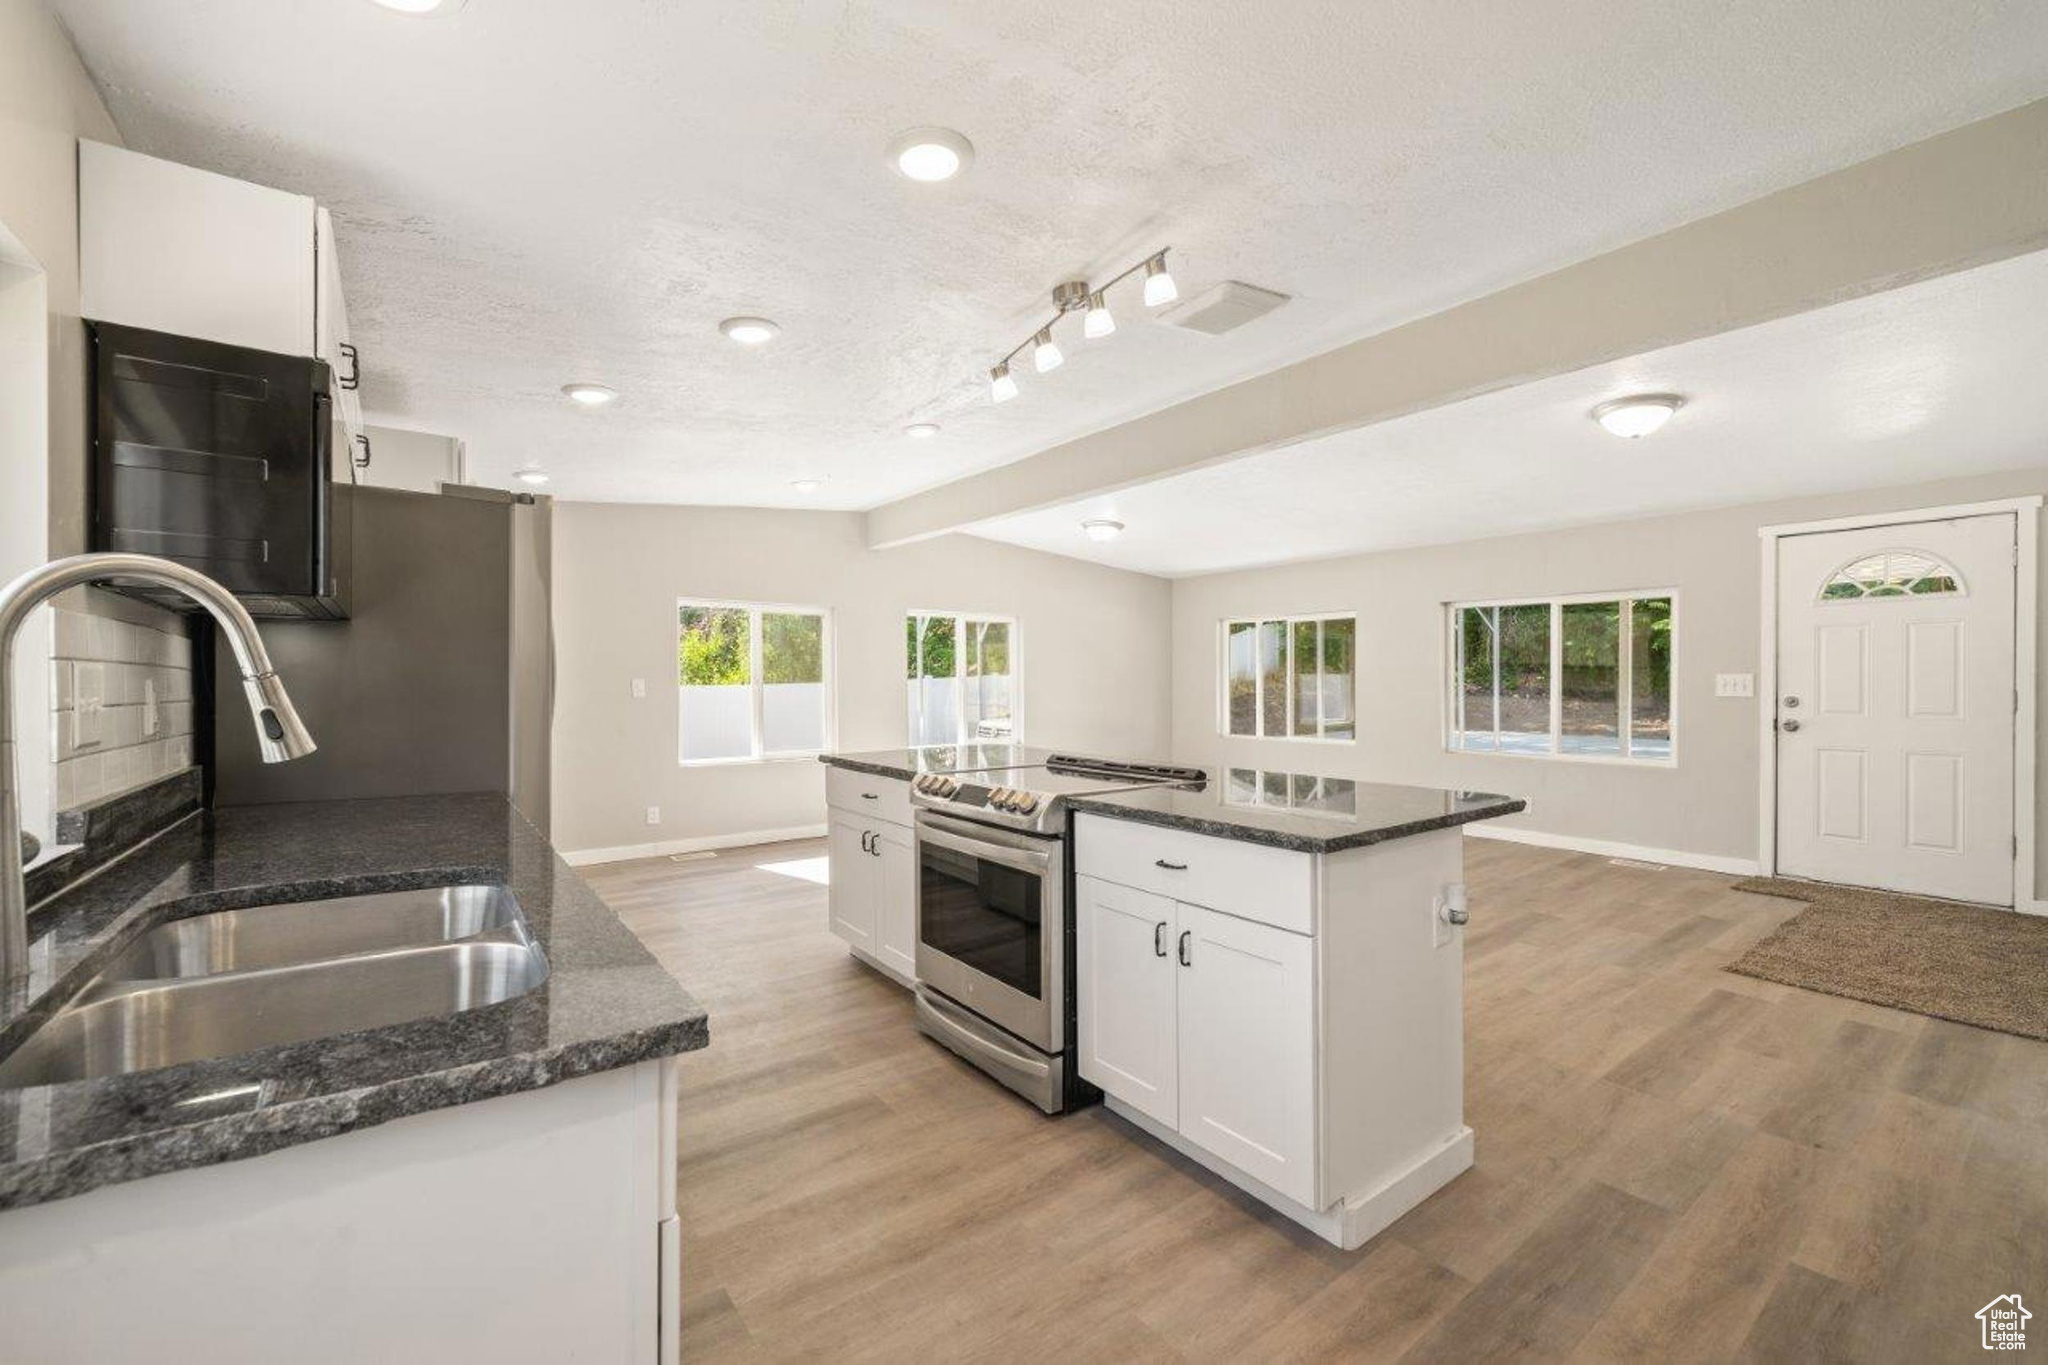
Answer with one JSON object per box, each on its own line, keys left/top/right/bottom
{"left": 791, "top": 478, "right": 823, "bottom": 493}
{"left": 1081, "top": 519, "right": 1125, "bottom": 542}
{"left": 905, "top": 423, "right": 941, "bottom": 439}
{"left": 720, "top": 316, "right": 781, "bottom": 346}
{"left": 561, "top": 382, "right": 616, "bottom": 406}
{"left": 1592, "top": 393, "right": 1684, "bottom": 438}
{"left": 887, "top": 128, "right": 974, "bottom": 183}
{"left": 514, "top": 467, "right": 550, "bottom": 486}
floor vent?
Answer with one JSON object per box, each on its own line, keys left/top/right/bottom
{"left": 1607, "top": 857, "right": 1668, "bottom": 871}
{"left": 669, "top": 851, "right": 718, "bottom": 863}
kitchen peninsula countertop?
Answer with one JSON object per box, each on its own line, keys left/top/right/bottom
{"left": 818, "top": 744, "right": 1051, "bottom": 780}
{"left": 0, "top": 793, "right": 706, "bottom": 1212}
{"left": 1068, "top": 768, "right": 1526, "bottom": 854}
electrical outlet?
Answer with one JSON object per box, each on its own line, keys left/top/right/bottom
{"left": 645, "top": 805, "right": 660, "bottom": 826}
{"left": 630, "top": 678, "right": 646, "bottom": 699}
{"left": 1714, "top": 673, "right": 1755, "bottom": 698}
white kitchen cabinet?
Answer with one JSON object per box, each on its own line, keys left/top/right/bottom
{"left": 1076, "top": 876, "right": 1178, "bottom": 1128}
{"left": 1074, "top": 812, "right": 1473, "bottom": 1250}
{"left": 80, "top": 140, "right": 317, "bottom": 357}
{"left": 826, "top": 797, "right": 916, "bottom": 988}
{"left": 827, "top": 817, "right": 877, "bottom": 954}
{"left": 1175, "top": 902, "right": 1316, "bottom": 1205}
{"left": 316, "top": 206, "right": 370, "bottom": 480}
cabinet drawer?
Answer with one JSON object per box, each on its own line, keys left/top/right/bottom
{"left": 1074, "top": 814, "right": 1314, "bottom": 935}
{"left": 825, "top": 766, "right": 912, "bottom": 827}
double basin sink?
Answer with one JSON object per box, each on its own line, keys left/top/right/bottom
{"left": 0, "top": 885, "right": 549, "bottom": 1088}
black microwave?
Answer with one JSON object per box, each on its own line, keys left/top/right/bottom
{"left": 88, "top": 320, "right": 351, "bottom": 619}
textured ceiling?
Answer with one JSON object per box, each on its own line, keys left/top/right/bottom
{"left": 52, "top": 0, "right": 2048, "bottom": 507}
{"left": 972, "top": 248, "right": 2048, "bottom": 576}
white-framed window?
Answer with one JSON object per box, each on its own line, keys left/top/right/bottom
{"left": 678, "top": 600, "right": 831, "bottom": 764}
{"left": 907, "top": 612, "right": 1018, "bottom": 747}
{"left": 1219, "top": 614, "right": 1357, "bottom": 741}
{"left": 1447, "top": 591, "right": 1674, "bottom": 763}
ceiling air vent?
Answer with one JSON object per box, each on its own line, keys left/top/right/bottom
{"left": 1159, "top": 280, "right": 1291, "bottom": 336}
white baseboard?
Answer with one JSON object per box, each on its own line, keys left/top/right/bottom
{"left": 562, "top": 823, "right": 828, "bottom": 867}
{"left": 1104, "top": 1096, "right": 1473, "bottom": 1251}
{"left": 2022, "top": 898, "right": 2048, "bottom": 919}
{"left": 1462, "top": 823, "right": 1761, "bottom": 877}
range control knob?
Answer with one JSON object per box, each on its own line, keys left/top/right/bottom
{"left": 1015, "top": 794, "right": 1040, "bottom": 815}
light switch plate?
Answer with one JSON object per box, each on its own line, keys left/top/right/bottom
{"left": 1715, "top": 673, "right": 1755, "bottom": 698}
{"left": 645, "top": 805, "right": 660, "bottom": 826}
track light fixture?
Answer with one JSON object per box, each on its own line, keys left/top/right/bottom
{"left": 985, "top": 248, "right": 1175, "bottom": 404}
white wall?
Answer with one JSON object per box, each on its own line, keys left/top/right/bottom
{"left": 0, "top": 0, "right": 191, "bottom": 836}
{"left": 1171, "top": 469, "right": 2048, "bottom": 887}
{"left": 550, "top": 504, "right": 1172, "bottom": 856}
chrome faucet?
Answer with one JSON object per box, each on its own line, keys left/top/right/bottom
{"left": 0, "top": 553, "right": 316, "bottom": 996}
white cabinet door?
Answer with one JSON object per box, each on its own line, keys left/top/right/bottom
{"left": 872, "top": 820, "right": 917, "bottom": 981}
{"left": 315, "top": 207, "right": 368, "bottom": 481}
{"left": 79, "top": 140, "right": 316, "bottom": 357}
{"left": 1076, "top": 875, "right": 1179, "bottom": 1128}
{"left": 826, "top": 817, "right": 876, "bottom": 952}
{"left": 1175, "top": 904, "right": 1317, "bottom": 1207}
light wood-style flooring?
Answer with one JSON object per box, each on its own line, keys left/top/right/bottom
{"left": 584, "top": 837, "right": 2047, "bottom": 1363}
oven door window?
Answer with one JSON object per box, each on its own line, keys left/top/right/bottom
{"left": 918, "top": 840, "right": 1043, "bottom": 1000}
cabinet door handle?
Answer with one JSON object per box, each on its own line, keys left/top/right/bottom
{"left": 871, "top": 835, "right": 882, "bottom": 857}
{"left": 859, "top": 830, "right": 872, "bottom": 854}
{"left": 337, "top": 341, "right": 361, "bottom": 390}
{"left": 1177, "top": 930, "right": 1191, "bottom": 967}
{"left": 1153, "top": 921, "right": 1168, "bottom": 957}
{"left": 1154, "top": 859, "right": 1187, "bottom": 871}
{"left": 353, "top": 433, "right": 372, "bottom": 469}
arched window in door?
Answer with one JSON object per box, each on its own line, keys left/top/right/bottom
{"left": 1819, "top": 549, "right": 1964, "bottom": 601}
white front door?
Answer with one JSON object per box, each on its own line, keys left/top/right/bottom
{"left": 1775, "top": 514, "right": 2017, "bottom": 905}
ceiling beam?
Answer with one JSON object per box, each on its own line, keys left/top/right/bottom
{"left": 865, "top": 97, "right": 2048, "bottom": 549}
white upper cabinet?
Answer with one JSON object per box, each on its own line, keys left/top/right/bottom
{"left": 316, "top": 206, "right": 369, "bottom": 477}
{"left": 79, "top": 141, "right": 317, "bottom": 357}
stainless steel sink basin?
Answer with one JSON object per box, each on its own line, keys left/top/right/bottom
{"left": 93, "top": 884, "right": 523, "bottom": 983}
{"left": 0, "top": 886, "right": 548, "bottom": 1088}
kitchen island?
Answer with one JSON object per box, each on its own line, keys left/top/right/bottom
{"left": 1069, "top": 769, "right": 1523, "bottom": 1249}
{"left": 0, "top": 793, "right": 706, "bottom": 1363}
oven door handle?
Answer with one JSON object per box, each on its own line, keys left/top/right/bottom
{"left": 915, "top": 820, "right": 1053, "bottom": 876}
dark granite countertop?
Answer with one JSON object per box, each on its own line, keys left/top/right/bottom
{"left": 0, "top": 793, "right": 706, "bottom": 1212}
{"left": 819, "top": 744, "right": 1052, "bottom": 781}
{"left": 1069, "top": 767, "right": 1526, "bottom": 854}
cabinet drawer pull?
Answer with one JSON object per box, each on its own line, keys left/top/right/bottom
{"left": 1153, "top": 921, "right": 1168, "bottom": 957}
{"left": 1177, "top": 930, "right": 1192, "bottom": 967}
{"left": 1154, "top": 859, "right": 1188, "bottom": 871}
{"left": 861, "top": 792, "right": 879, "bottom": 800}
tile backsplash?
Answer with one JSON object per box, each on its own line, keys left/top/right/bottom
{"left": 51, "top": 592, "right": 196, "bottom": 812}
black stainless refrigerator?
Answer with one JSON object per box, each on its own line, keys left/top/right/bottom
{"left": 209, "top": 483, "right": 553, "bottom": 834}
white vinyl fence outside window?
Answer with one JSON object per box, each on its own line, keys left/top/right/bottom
{"left": 678, "top": 601, "right": 831, "bottom": 764}
{"left": 907, "top": 612, "right": 1018, "bottom": 748}
{"left": 1220, "top": 615, "right": 1357, "bottom": 741}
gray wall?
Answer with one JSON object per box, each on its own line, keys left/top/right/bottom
{"left": 1170, "top": 468, "right": 2048, "bottom": 887}
{"left": 550, "top": 503, "right": 1173, "bottom": 855}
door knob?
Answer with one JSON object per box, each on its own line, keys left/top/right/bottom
{"left": 1782, "top": 718, "right": 1802, "bottom": 733}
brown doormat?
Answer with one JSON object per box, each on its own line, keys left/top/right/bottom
{"left": 1726, "top": 877, "right": 2048, "bottom": 1041}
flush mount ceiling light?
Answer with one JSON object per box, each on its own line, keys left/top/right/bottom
{"left": 561, "top": 382, "right": 617, "bottom": 406}
{"left": 905, "top": 423, "right": 941, "bottom": 439}
{"left": 1081, "top": 519, "right": 1125, "bottom": 542}
{"left": 367, "top": 0, "right": 467, "bottom": 13}
{"left": 984, "top": 248, "right": 1175, "bottom": 404}
{"left": 719, "top": 316, "right": 780, "bottom": 346}
{"left": 514, "top": 467, "right": 550, "bottom": 486}
{"left": 887, "top": 128, "right": 974, "bottom": 183}
{"left": 1592, "top": 393, "right": 1684, "bottom": 438}
{"left": 790, "top": 478, "right": 824, "bottom": 493}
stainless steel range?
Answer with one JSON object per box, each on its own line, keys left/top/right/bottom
{"left": 909, "top": 754, "right": 1204, "bottom": 1113}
